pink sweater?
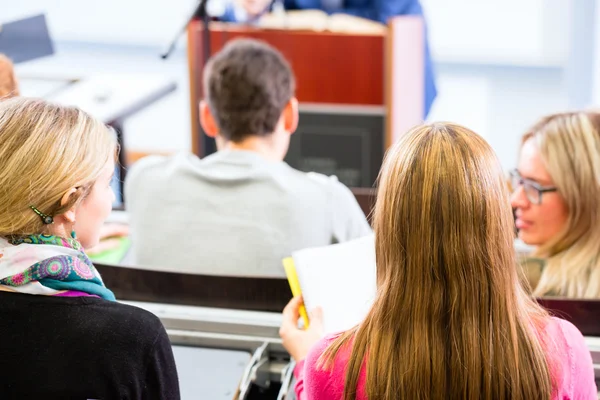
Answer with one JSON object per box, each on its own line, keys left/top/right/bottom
{"left": 294, "top": 317, "right": 597, "bottom": 399}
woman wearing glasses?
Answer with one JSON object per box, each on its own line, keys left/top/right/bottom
{"left": 510, "top": 111, "right": 600, "bottom": 298}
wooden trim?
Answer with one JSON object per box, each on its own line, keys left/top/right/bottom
{"left": 205, "top": 21, "right": 385, "bottom": 37}
{"left": 188, "top": 21, "right": 200, "bottom": 156}
{"left": 384, "top": 20, "right": 393, "bottom": 150}
{"left": 385, "top": 16, "right": 425, "bottom": 148}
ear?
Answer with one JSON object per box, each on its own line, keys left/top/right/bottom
{"left": 59, "top": 188, "right": 78, "bottom": 223}
{"left": 199, "top": 101, "right": 219, "bottom": 138}
{"left": 283, "top": 97, "right": 299, "bottom": 134}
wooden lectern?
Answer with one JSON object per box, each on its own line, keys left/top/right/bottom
{"left": 187, "top": 18, "right": 424, "bottom": 160}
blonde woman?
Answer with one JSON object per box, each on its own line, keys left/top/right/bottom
{"left": 280, "top": 123, "right": 596, "bottom": 399}
{"left": 0, "top": 54, "right": 18, "bottom": 98}
{"left": 0, "top": 97, "right": 179, "bottom": 399}
{"left": 510, "top": 111, "right": 600, "bottom": 298}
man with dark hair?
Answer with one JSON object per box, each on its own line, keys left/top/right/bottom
{"left": 202, "top": 38, "right": 296, "bottom": 156}
{"left": 125, "top": 39, "right": 371, "bottom": 277}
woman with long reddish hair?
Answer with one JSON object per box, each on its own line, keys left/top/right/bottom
{"left": 280, "top": 122, "right": 596, "bottom": 399}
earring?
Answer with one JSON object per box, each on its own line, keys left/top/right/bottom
{"left": 71, "top": 230, "right": 77, "bottom": 239}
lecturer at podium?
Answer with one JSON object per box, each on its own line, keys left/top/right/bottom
{"left": 217, "top": 0, "right": 437, "bottom": 117}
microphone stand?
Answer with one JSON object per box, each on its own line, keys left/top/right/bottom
{"left": 161, "top": 0, "right": 210, "bottom": 62}
{"left": 161, "top": 0, "right": 216, "bottom": 154}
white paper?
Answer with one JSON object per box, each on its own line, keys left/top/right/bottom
{"left": 292, "top": 234, "right": 377, "bottom": 334}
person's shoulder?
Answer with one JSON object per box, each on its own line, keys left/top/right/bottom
{"left": 313, "top": 332, "right": 344, "bottom": 351}
{"left": 303, "top": 171, "right": 339, "bottom": 186}
{"left": 545, "top": 317, "right": 597, "bottom": 397}
{"left": 91, "top": 298, "right": 162, "bottom": 322}
{"left": 275, "top": 165, "right": 337, "bottom": 190}
{"left": 303, "top": 332, "right": 351, "bottom": 397}
{"left": 125, "top": 152, "right": 196, "bottom": 193}
{"left": 298, "top": 170, "right": 354, "bottom": 196}
{"left": 125, "top": 154, "right": 168, "bottom": 186}
{"left": 546, "top": 316, "right": 593, "bottom": 361}
{"left": 546, "top": 316, "right": 586, "bottom": 344}
{"left": 305, "top": 333, "right": 350, "bottom": 377}
{"left": 127, "top": 153, "right": 185, "bottom": 180}
{"left": 307, "top": 173, "right": 361, "bottom": 211}
{"left": 86, "top": 299, "right": 165, "bottom": 338}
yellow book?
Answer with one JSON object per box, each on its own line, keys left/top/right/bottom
{"left": 283, "top": 257, "right": 310, "bottom": 328}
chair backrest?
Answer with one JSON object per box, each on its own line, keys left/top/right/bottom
{"left": 94, "top": 263, "right": 291, "bottom": 312}
{"left": 537, "top": 297, "right": 600, "bottom": 336}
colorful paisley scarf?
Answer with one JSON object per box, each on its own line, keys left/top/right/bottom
{"left": 0, "top": 234, "right": 115, "bottom": 301}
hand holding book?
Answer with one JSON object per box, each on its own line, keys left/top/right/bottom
{"left": 279, "top": 296, "right": 325, "bottom": 361}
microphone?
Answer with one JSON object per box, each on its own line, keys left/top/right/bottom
{"left": 160, "top": 0, "right": 209, "bottom": 60}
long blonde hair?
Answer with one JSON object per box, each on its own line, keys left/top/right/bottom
{"left": 522, "top": 111, "right": 600, "bottom": 298}
{"left": 0, "top": 54, "right": 19, "bottom": 98}
{"left": 323, "top": 123, "right": 555, "bottom": 400}
{"left": 0, "top": 97, "right": 117, "bottom": 236}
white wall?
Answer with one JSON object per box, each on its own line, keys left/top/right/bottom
{"left": 2, "top": 0, "right": 198, "bottom": 48}
{"left": 592, "top": 0, "right": 600, "bottom": 105}
{"left": 422, "top": 0, "right": 570, "bottom": 67}
{"left": 421, "top": 0, "right": 572, "bottom": 168}
{"left": 427, "top": 65, "right": 566, "bottom": 169}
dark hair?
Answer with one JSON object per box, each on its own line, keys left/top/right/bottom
{"left": 203, "top": 38, "right": 296, "bottom": 142}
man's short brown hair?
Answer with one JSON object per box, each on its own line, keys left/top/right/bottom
{"left": 203, "top": 39, "right": 295, "bottom": 142}
{"left": 0, "top": 55, "right": 19, "bottom": 98}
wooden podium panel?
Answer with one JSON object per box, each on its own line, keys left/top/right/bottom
{"left": 189, "top": 22, "right": 384, "bottom": 105}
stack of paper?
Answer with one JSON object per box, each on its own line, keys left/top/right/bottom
{"left": 258, "top": 10, "right": 386, "bottom": 34}
{"left": 284, "top": 235, "right": 377, "bottom": 334}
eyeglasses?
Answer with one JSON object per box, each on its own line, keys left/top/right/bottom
{"left": 509, "top": 169, "right": 557, "bottom": 205}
